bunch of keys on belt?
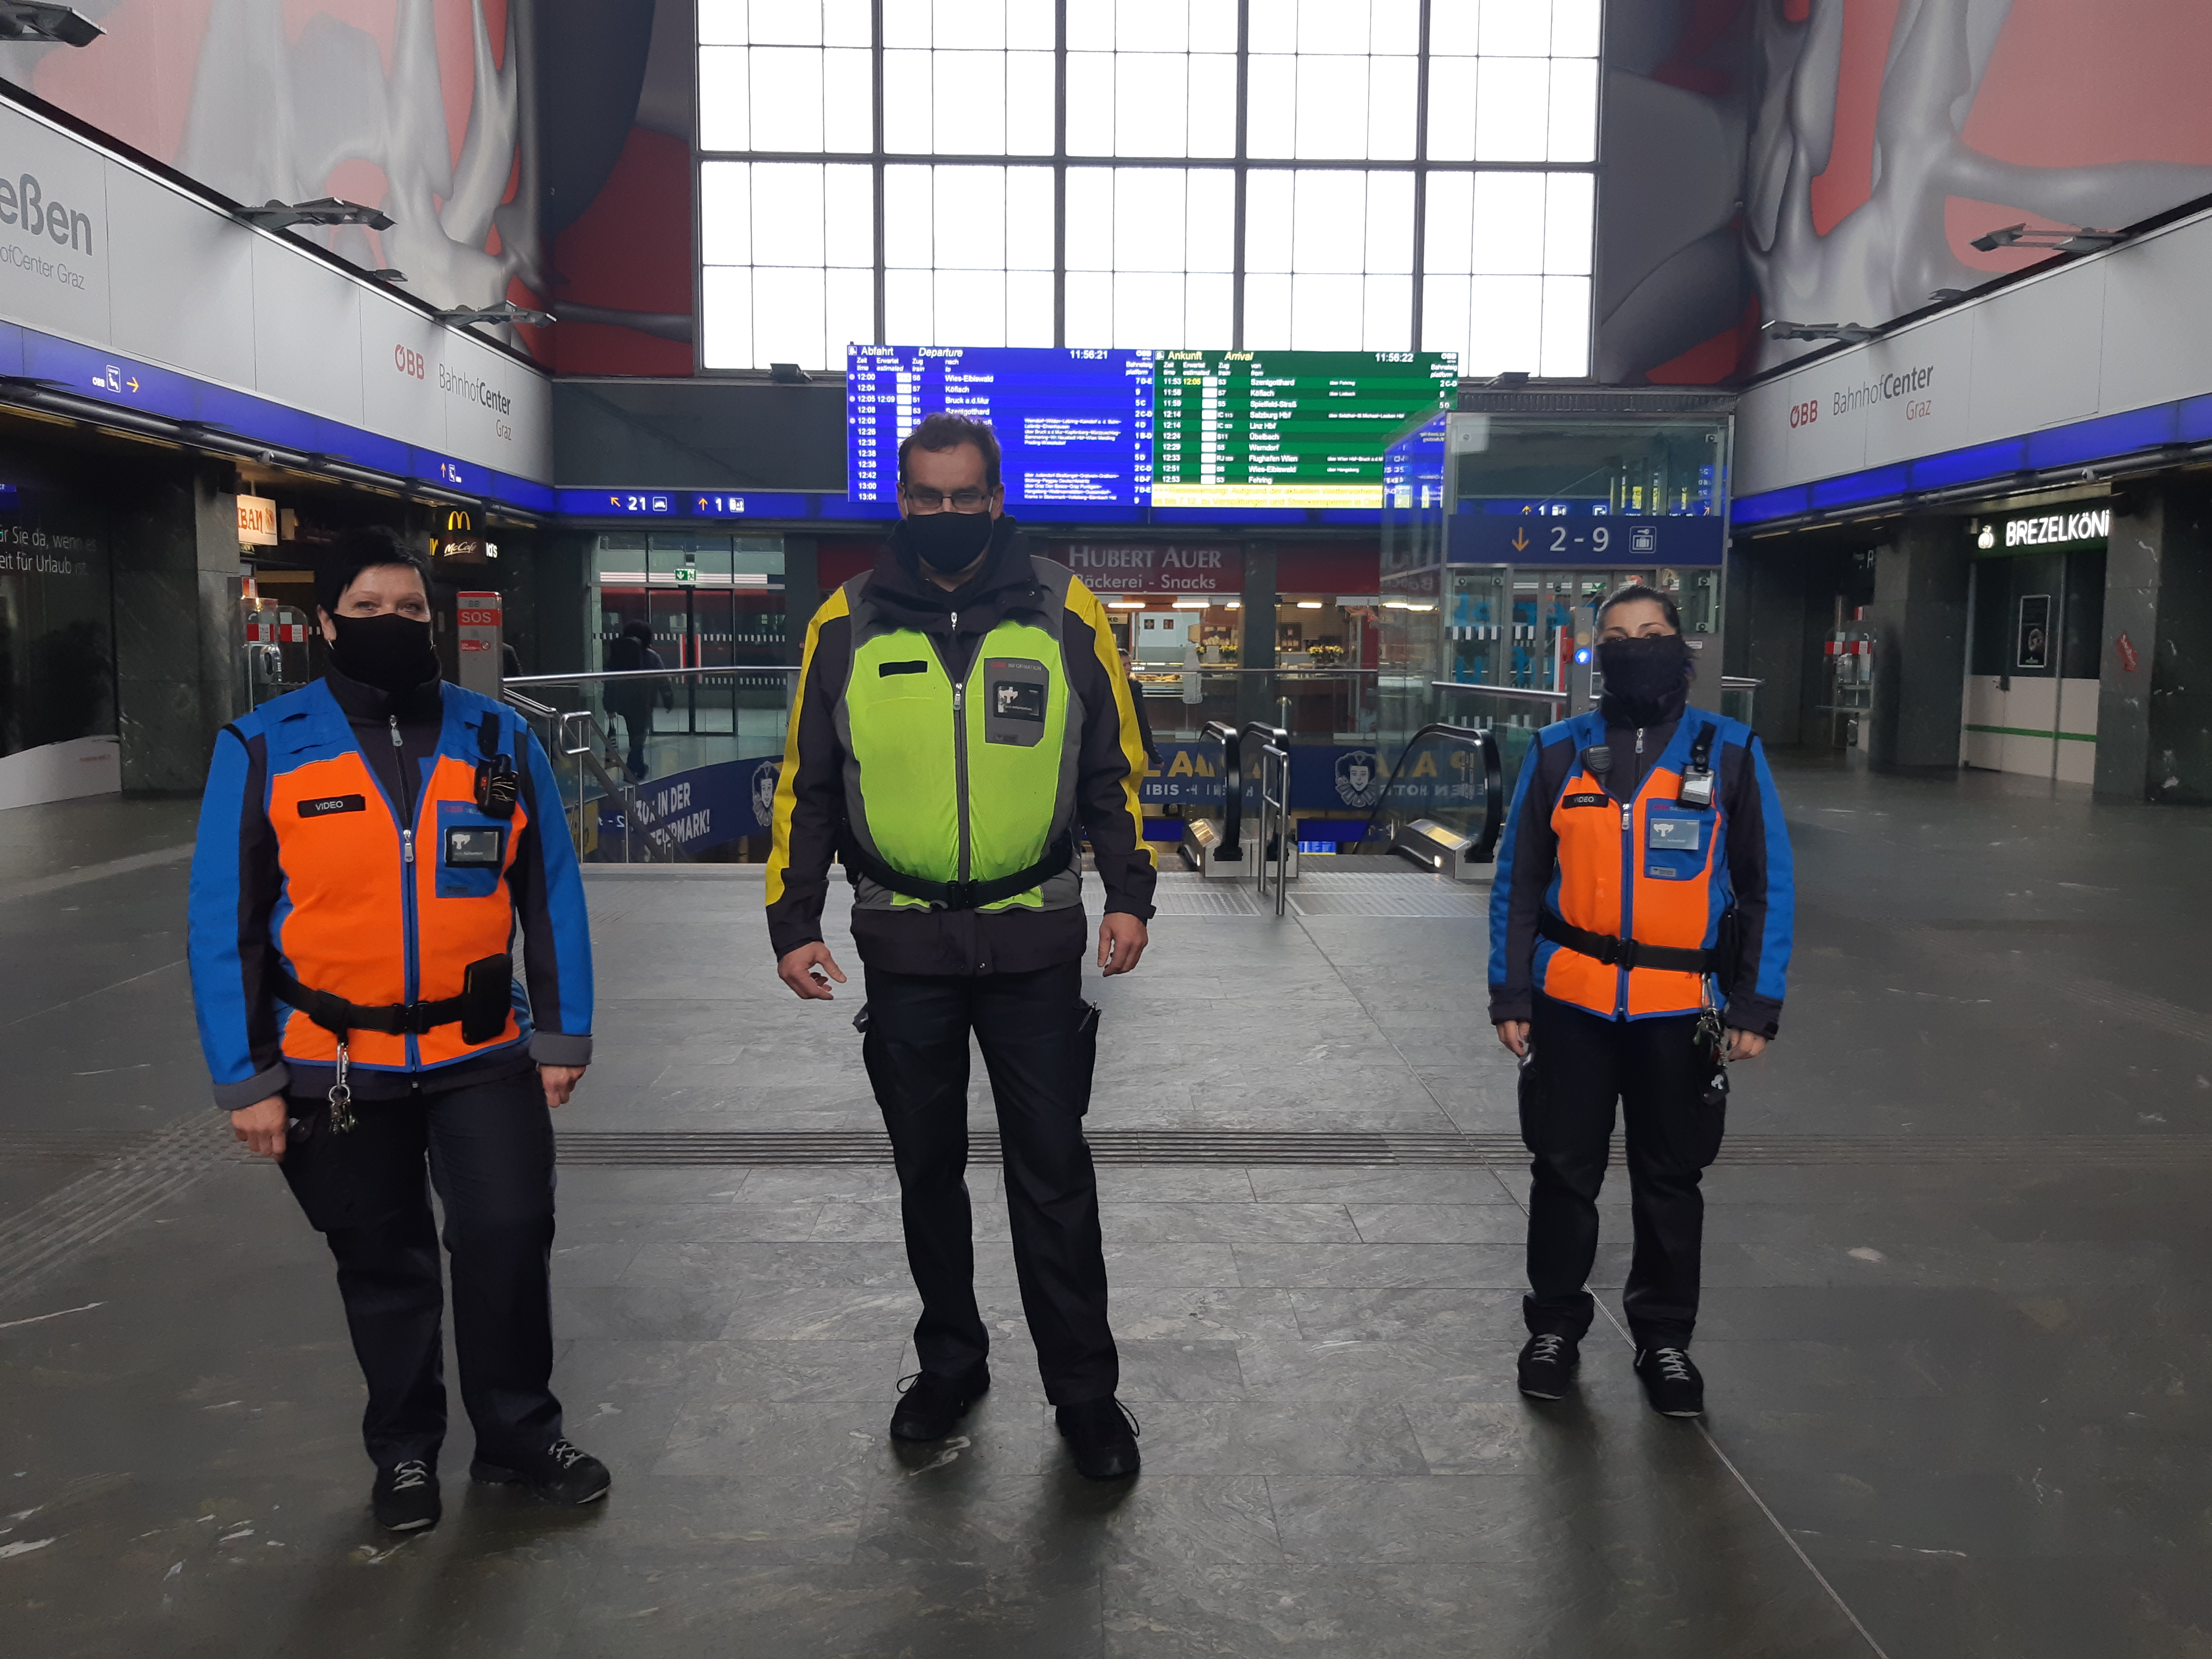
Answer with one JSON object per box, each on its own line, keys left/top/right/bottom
{"left": 328, "top": 1039, "right": 357, "bottom": 1134}
{"left": 1693, "top": 1001, "right": 1731, "bottom": 1109}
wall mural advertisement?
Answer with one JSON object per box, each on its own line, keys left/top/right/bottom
{"left": 0, "top": 0, "right": 697, "bottom": 376}
{"left": 1602, "top": 0, "right": 2212, "bottom": 386}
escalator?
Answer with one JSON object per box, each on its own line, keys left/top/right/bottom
{"left": 1359, "top": 723, "right": 1504, "bottom": 880}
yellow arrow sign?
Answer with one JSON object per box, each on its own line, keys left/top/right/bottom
{"left": 1511, "top": 527, "right": 1529, "bottom": 552}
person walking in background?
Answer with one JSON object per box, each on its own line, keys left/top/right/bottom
{"left": 1119, "top": 645, "right": 1162, "bottom": 769}
{"left": 187, "top": 526, "right": 605, "bottom": 1533}
{"left": 602, "top": 619, "right": 672, "bottom": 780}
{"left": 1489, "top": 582, "right": 1793, "bottom": 1419}
{"left": 765, "top": 411, "right": 1157, "bottom": 1480}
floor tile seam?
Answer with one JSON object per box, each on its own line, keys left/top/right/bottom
{"left": 1286, "top": 908, "right": 1462, "bottom": 1133}
{"left": 0, "top": 840, "right": 195, "bottom": 903}
{"left": 0, "top": 955, "right": 190, "bottom": 1032}
{"left": 1587, "top": 1285, "right": 1895, "bottom": 1658}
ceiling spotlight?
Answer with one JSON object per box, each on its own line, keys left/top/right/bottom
{"left": 367, "top": 268, "right": 406, "bottom": 282}
{"left": 1969, "top": 222, "right": 2124, "bottom": 254}
{"left": 769, "top": 362, "right": 811, "bottom": 384}
{"left": 436, "top": 300, "right": 556, "bottom": 329}
{"left": 0, "top": 4, "right": 102, "bottom": 47}
{"left": 1762, "top": 319, "right": 1877, "bottom": 345}
{"left": 239, "top": 196, "right": 395, "bottom": 232}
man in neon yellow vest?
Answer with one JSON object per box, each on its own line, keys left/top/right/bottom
{"left": 766, "top": 412, "right": 1157, "bottom": 1480}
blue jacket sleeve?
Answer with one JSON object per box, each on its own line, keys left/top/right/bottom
{"left": 188, "top": 724, "right": 292, "bottom": 1110}
{"left": 1487, "top": 734, "right": 1564, "bottom": 1024}
{"left": 507, "top": 717, "right": 595, "bottom": 1064}
{"left": 1719, "top": 731, "right": 1794, "bottom": 1037}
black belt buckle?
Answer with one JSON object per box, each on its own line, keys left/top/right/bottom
{"left": 943, "top": 879, "right": 977, "bottom": 911}
{"left": 397, "top": 1001, "right": 433, "bottom": 1035}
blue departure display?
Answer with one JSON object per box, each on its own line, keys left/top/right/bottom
{"left": 847, "top": 345, "right": 1154, "bottom": 507}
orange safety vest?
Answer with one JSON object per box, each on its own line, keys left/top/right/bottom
{"left": 1538, "top": 721, "right": 1724, "bottom": 1021}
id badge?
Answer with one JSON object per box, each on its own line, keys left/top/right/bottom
{"left": 1647, "top": 817, "right": 1703, "bottom": 853}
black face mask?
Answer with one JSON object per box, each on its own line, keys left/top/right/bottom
{"left": 1597, "top": 633, "right": 1693, "bottom": 725}
{"left": 328, "top": 611, "right": 440, "bottom": 697}
{"left": 896, "top": 508, "right": 996, "bottom": 573}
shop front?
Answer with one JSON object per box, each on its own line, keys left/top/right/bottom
{"left": 1961, "top": 506, "right": 2108, "bottom": 784}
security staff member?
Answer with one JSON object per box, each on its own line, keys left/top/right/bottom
{"left": 1490, "top": 583, "right": 1793, "bottom": 1417}
{"left": 768, "top": 412, "right": 1156, "bottom": 1480}
{"left": 188, "top": 527, "right": 607, "bottom": 1532}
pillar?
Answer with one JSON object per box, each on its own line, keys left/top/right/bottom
{"left": 112, "top": 460, "right": 242, "bottom": 794}
{"left": 782, "top": 533, "right": 820, "bottom": 663}
{"left": 1237, "top": 540, "right": 1276, "bottom": 731}
{"left": 2140, "top": 484, "right": 2212, "bottom": 802}
{"left": 2096, "top": 491, "right": 2166, "bottom": 799}
{"left": 1864, "top": 515, "right": 1971, "bottom": 773}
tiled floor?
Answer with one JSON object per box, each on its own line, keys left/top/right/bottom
{"left": 3, "top": 756, "right": 2211, "bottom": 1655}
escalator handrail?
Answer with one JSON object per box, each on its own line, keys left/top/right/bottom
{"left": 1360, "top": 722, "right": 1507, "bottom": 864}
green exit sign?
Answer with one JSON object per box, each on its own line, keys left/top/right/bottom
{"left": 673, "top": 565, "right": 696, "bottom": 585}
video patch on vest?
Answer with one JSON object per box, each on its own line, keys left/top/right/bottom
{"left": 445, "top": 826, "right": 506, "bottom": 867}
{"left": 993, "top": 681, "right": 1045, "bottom": 721}
{"left": 984, "top": 657, "right": 1049, "bottom": 747}
{"left": 297, "top": 794, "right": 366, "bottom": 817}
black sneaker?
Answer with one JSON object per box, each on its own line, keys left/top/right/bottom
{"left": 1056, "top": 1396, "right": 1141, "bottom": 1480}
{"left": 371, "top": 1459, "right": 441, "bottom": 1532}
{"left": 1635, "top": 1346, "right": 1706, "bottom": 1417}
{"left": 890, "top": 1367, "right": 989, "bottom": 1442}
{"left": 470, "top": 1438, "right": 612, "bottom": 1505}
{"left": 1516, "top": 1332, "right": 1580, "bottom": 1400}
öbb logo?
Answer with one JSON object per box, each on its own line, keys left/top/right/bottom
{"left": 1788, "top": 400, "right": 1818, "bottom": 430}
{"left": 394, "top": 345, "right": 427, "bottom": 380}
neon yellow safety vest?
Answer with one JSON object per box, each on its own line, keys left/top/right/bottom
{"left": 832, "top": 558, "right": 1086, "bottom": 914}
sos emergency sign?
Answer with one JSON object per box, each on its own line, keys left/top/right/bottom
{"left": 457, "top": 590, "right": 502, "bottom": 695}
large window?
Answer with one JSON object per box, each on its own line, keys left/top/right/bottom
{"left": 697, "top": 0, "right": 1600, "bottom": 377}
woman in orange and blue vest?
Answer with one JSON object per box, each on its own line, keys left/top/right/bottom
{"left": 187, "top": 527, "right": 605, "bottom": 1533}
{"left": 1490, "top": 582, "right": 1794, "bottom": 1419}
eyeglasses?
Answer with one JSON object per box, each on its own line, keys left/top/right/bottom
{"left": 902, "top": 486, "right": 992, "bottom": 514}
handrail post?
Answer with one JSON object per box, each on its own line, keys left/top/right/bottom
{"left": 1253, "top": 741, "right": 1291, "bottom": 916}
{"left": 1201, "top": 719, "right": 1242, "bottom": 862}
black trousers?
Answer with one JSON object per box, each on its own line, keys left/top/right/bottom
{"left": 279, "top": 1068, "right": 563, "bottom": 1470}
{"left": 1522, "top": 993, "right": 1721, "bottom": 1349}
{"left": 861, "top": 960, "right": 1118, "bottom": 1404}
{"left": 606, "top": 704, "right": 650, "bottom": 774}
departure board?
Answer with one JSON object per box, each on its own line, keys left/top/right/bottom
{"left": 847, "top": 345, "right": 1154, "bottom": 507}
{"left": 1152, "top": 350, "right": 1458, "bottom": 509}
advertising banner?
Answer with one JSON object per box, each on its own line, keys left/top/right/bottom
{"left": 598, "top": 755, "right": 783, "bottom": 860}
{"left": 1137, "top": 742, "right": 1402, "bottom": 816}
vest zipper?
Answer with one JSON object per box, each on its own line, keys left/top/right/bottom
{"left": 1617, "top": 794, "right": 1635, "bottom": 1019}
{"left": 952, "top": 679, "right": 971, "bottom": 883}
{"left": 389, "top": 711, "right": 422, "bottom": 1069}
